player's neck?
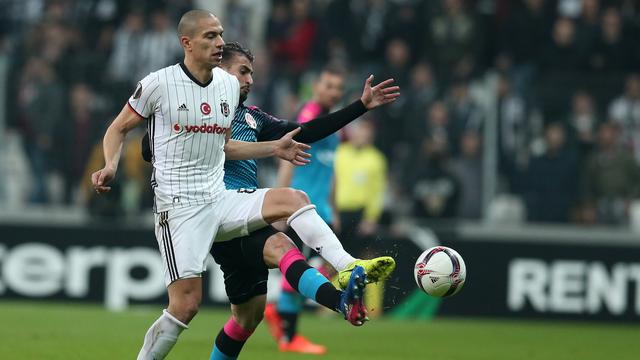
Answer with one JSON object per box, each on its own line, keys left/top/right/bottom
{"left": 182, "top": 57, "right": 214, "bottom": 85}
{"left": 310, "top": 98, "right": 329, "bottom": 111}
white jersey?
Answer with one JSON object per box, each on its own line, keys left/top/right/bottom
{"left": 128, "top": 63, "right": 240, "bottom": 213}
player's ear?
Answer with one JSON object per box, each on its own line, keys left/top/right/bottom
{"left": 179, "top": 36, "right": 191, "bottom": 51}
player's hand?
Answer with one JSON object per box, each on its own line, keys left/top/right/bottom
{"left": 274, "top": 128, "right": 312, "bottom": 166}
{"left": 360, "top": 75, "right": 401, "bottom": 110}
{"left": 91, "top": 167, "right": 116, "bottom": 194}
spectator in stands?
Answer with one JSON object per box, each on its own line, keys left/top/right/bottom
{"left": 380, "top": 38, "right": 411, "bottom": 90}
{"left": 139, "top": 9, "right": 182, "bottom": 79}
{"left": 575, "top": 0, "right": 601, "bottom": 52}
{"left": 17, "top": 57, "right": 65, "bottom": 204}
{"left": 410, "top": 130, "right": 460, "bottom": 219}
{"left": 385, "top": 2, "right": 422, "bottom": 58}
{"left": 539, "top": 17, "right": 583, "bottom": 118}
{"left": 428, "top": 0, "right": 479, "bottom": 82}
{"left": 524, "top": 122, "right": 578, "bottom": 223}
{"left": 449, "top": 131, "right": 483, "bottom": 219}
{"left": 107, "top": 11, "right": 145, "bottom": 86}
{"left": 400, "top": 62, "right": 438, "bottom": 149}
{"left": 413, "top": 101, "right": 450, "bottom": 155}
{"left": 376, "top": 37, "right": 412, "bottom": 157}
{"left": 495, "top": 73, "right": 530, "bottom": 191}
{"left": 268, "top": 0, "right": 318, "bottom": 84}
{"left": 588, "top": 7, "right": 632, "bottom": 71}
{"left": 583, "top": 121, "right": 640, "bottom": 224}
{"left": 608, "top": 73, "right": 640, "bottom": 161}
{"left": 567, "top": 90, "right": 599, "bottom": 163}
{"left": 223, "top": 0, "right": 254, "bottom": 47}
{"left": 60, "top": 83, "right": 105, "bottom": 205}
{"left": 499, "top": 0, "right": 550, "bottom": 98}
{"left": 446, "top": 78, "right": 482, "bottom": 157}
{"left": 541, "top": 17, "right": 582, "bottom": 71}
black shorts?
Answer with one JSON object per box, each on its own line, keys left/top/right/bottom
{"left": 210, "top": 226, "right": 279, "bottom": 305}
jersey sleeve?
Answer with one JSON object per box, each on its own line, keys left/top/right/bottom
{"left": 128, "top": 72, "right": 161, "bottom": 119}
{"left": 252, "top": 106, "right": 293, "bottom": 141}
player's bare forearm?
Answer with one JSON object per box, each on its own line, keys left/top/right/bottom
{"left": 102, "top": 124, "right": 125, "bottom": 171}
{"left": 92, "top": 104, "right": 145, "bottom": 193}
{"left": 277, "top": 160, "right": 294, "bottom": 187}
{"left": 224, "top": 139, "right": 277, "bottom": 160}
{"left": 103, "top": 104, "right": 145, "bottom": 170}
{"left": 226, "top": 128, "right": 311, "bottom": 165}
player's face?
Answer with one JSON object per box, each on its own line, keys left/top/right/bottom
{"left": 187, "top": 16, "right": 225, "bottom": 68}
{"left": 314, "top": 72, "right": 344, "bottom": 109}
{"left": 223, "top": 55, "right": 254, "bottom": 103}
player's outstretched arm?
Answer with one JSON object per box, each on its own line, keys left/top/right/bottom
{"left": 91, "top": 104, "right": 145, "bottom": 193}
{"left": 288, "top": 76, "right": 400, "bottom": 144}
{"left": 224, "top": 127, "right": 312, "bottom": 165}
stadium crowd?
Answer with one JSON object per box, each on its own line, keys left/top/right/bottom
{"left": 1, "top": 0, "right": 640, "bottom": 226}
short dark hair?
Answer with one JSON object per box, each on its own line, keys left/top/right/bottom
{"left": 320, "top": 63, "right": 347, "bottom": 78}
{"left": 222, "top": 42, "right": 254, "bottom": 64}
{"left": 178, "top": 10, "right": 216, "bottom": 37}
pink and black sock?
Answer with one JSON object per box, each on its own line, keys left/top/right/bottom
{"left": 278, "top": 248, "right": 342, "bottom": 312}
{"left": 210, "top": 318, "right": 254, "bottom": 360}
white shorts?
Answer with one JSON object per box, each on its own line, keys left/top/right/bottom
{"left": 154, "top": 188, "right": 269, "bottom": 286}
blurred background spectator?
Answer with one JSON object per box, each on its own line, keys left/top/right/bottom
{"left": 1, "top": 0, "right": 640, "bottom": 228}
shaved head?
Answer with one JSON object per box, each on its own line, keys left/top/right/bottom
{"left": 178, "top": 9, "right": 217, "bottom": 37}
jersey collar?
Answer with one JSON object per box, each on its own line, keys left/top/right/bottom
{"left": 179, "top": 62, "right": 213, "bottom": 88}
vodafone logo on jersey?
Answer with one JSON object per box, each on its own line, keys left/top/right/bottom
{"left": 172, "top": 123, "right": 228, "bottom": 135}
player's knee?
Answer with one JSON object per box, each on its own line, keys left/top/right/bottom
{"left": 281, "top": 188, "right": 310, "bottom": 214}
{"left": 264, "top": 188, "right": 310, "bottom": 222}
{"left": 275, "top": 188, "right": 309, "bottom": 208}
{"left": 181, "top": 298, "right": 201, "bottom": 319}
{"left": 290, "top": 189, "right": 310, "bottom": 207}
{"left": 169, "top": 297, "right": 200, "bottom": 323}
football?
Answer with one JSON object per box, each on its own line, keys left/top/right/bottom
{"left": 414, "top": 246, "right": 466, "bottom": 297}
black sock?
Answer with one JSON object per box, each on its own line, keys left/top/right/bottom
{"left": 279, "top": 312, "right": 299, "bottom": 343}
{"left": 213, "top": 327, "right": 247, "bottom": 358}
{"left": 285, "top": 260, "right": 342, "bottom": 312}
{"left": 316, "top": 282, "right": 342, "bottom": 311}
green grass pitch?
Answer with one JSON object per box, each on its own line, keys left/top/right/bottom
{"left": 1, "top": 301, "right": 638, "bottom": 360}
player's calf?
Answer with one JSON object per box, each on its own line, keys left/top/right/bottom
{"left": 230, "top": 295, "right": 267, "bottom": 330}
{"left": 167, "top": 278, "right": 203, "bottom": 323}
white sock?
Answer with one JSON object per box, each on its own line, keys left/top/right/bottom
{"left": 137, "top": 309, "right": 188, "bottom": 360}
{"left": 287, "top": 205, "right": 356, "bottom": 271}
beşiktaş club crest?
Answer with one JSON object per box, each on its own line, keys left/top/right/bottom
{"left": 245, "top": 113, "right": 257, "bottom": 129}
{"left": 220, "top": 100, "right": 230, "bottom": 117}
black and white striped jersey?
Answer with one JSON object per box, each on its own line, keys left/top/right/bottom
{"left": 128, "top": 62, "right": 240, "bottom": 213}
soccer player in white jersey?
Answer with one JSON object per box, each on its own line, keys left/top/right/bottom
{"left": 91, "top": 10, "right": 375, "bottom": 360}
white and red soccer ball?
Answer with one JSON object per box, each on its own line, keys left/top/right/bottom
{"left": 414, "top": 246, "right": 467, "bottom": 297}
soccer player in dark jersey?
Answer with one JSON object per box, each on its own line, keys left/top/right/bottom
{"left": 141, "top": 42, "right": 400, "bottom": 358}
